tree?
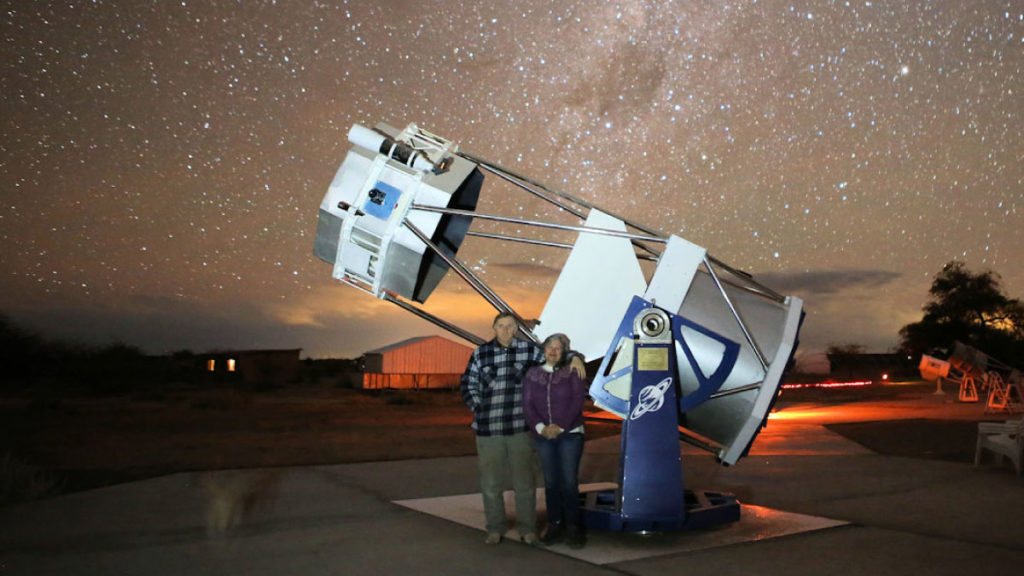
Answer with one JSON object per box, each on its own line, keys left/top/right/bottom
{"left": 0, "top": 314, "right": 42, "bottom": 386}
{"left": 898, "top": 261, "right": 1024, "bottom": 363}
{"left": 826, "top": 343, "right": 866, "bottom": 356}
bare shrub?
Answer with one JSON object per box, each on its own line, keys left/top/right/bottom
{"left": 0, "top": 452, "right": 62, "bottom": 506}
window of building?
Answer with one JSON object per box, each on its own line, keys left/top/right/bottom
{"left": 207, "top": 359, "right": 216, "bottom": 372}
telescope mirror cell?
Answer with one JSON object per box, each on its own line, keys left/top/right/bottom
{"left": 673, "top": 271, "right": 802, "bottom": 465}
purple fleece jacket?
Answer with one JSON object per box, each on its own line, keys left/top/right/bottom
{"left": 522, "top": 365, "right": 588, "bottom": 435}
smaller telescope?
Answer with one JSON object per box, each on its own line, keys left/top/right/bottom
{"left": 921, "top": 342, "right": 1023, "bottom": 410}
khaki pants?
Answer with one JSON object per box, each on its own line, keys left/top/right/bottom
{"left": 475, "top": 432, "right": 536, "bottom": 537}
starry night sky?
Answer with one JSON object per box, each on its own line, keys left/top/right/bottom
{"left": 2, "top": 1, "right": 1021, "bottom": 359}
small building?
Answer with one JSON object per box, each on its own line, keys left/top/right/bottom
{"left": 794, "top": 351, "right": 832, "bottom": 375}
{"left": 362, "top": 336, "right": 473, "bottom": 389}
{"left": 825, "top": 352, "right": 917, "bottom": 381}
{"left": 201, "top": 348, "right": 302, "bottom": 386}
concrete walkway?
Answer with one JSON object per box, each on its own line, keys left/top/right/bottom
{"left": 2, "top": 394, "right": 1021, "bottom": 575}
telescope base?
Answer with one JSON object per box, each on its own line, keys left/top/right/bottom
{"left": 581, "top": 486, "right": 741, "bottom": 532}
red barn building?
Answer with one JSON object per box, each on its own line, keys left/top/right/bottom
{"left": 362, "top": 336, "right": 473, "bottom": 389}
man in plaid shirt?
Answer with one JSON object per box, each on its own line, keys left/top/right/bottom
{"left": 461, "top": 312, "right": 584, "bottom": 545}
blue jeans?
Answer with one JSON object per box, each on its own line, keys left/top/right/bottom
{"left": 534, "top": 432, "right": 584, "bottom": 528}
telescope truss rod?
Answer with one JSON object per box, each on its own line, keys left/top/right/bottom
{"left": 706, "top": 255, "right": 786, "bottom": 303}
{"left": 708, "top": 381, "right": 763, "bottom": 400}
{"left": 402, "top": 220, "right": 510, "bottom": 316}
{"left": 382, "top": 293, "right": 486, "bottom": 347}
{"left": 704, "top": 256, "right": 769, "bottom": 372}
{"left": 466, "top": 231, "right": 659, "bottom": 262}
{"left": 465, "top": 153, "right": 663, "bottom": 259}
{"left": 678, "top": 429, "right": 723, "bottom": 454}
{"left": 630, "top": 237, "right": 662, "bottom": 258}
{"left": 410, "top": 205, "right": 668, "bottom": 244}
{"left": 474, "top": 162, "right": 587, "bottom": 220}
{"left": 403, "top": 220, "right": 540, "bottom": 344}
{"left": 341, "top": 276, "right": 497, "bottom": 346}
{"left": 466, "top": 152, "right": 786, "bottom": 279}
{"left": 458, "top": 150, "right": 665, "bottom": 239}
{"left": 467, "top": 230, "right": 572, "bottom": 249}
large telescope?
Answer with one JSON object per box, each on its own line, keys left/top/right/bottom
{"left": 314, "top": 122, "right": 805, "bottom": 531}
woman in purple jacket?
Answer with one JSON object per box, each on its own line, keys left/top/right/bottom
{"left": 523, "top": 333, "right": 588, "bottom": 549}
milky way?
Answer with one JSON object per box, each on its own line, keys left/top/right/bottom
{"left": 1, "top": 1, "right": 1021, "bottom": 358}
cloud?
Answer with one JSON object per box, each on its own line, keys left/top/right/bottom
{"left": 4, "top": 263, "right": 923, "bottom": 359}
{"left": 260, "top": 284, "right": 393, "bottom": 328}
{"left": 419, "top": 282, "right": 550, "bottom": 323}
{"left": 755, "top": 268, "right": 902, "bottom": 295}
{"left": 757, "top": 268, "right": 924, "bottom": 352}
{"left": 251, "top": 280, "right": 552, "bottom": 356}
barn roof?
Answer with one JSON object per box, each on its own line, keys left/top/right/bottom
{"left": 364, "top": 336, "right": 435, "bottom": 355}
{"left": 362, "top": 335, "right": 474, "bottom": 375}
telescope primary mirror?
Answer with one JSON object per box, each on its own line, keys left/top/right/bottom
{"left": 314, "top": 122, "right": 805, "bottom": 529}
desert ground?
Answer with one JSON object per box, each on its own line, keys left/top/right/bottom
{"left": 0, "top": 383, "right": 623, "bottom": 498}
{"left": 0, "top": 380, "right": 991, "bottom": 503}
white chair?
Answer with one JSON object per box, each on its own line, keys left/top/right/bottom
{"left": 974, "top": 418, "right": 1024, "bottom": 476}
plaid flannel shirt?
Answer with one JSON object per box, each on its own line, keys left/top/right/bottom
{"left": 460, "top": 337, "right": 544, "bottom": 436}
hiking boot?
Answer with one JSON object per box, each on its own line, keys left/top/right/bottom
{"left": 521, "top": 533, "right": 542, "bottom": 547}
{"left": 540, "top": 524, "right": 564, "bottom": 545}
{"left": 566, "top": 525, "right": 586, "bottom": 549}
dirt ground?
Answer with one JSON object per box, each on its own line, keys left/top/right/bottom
{"left": 0, "top": 384, "right": 622, "bottom": 495}
{"left": 0, "top": 380, "right": 997, "bottom": 499}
